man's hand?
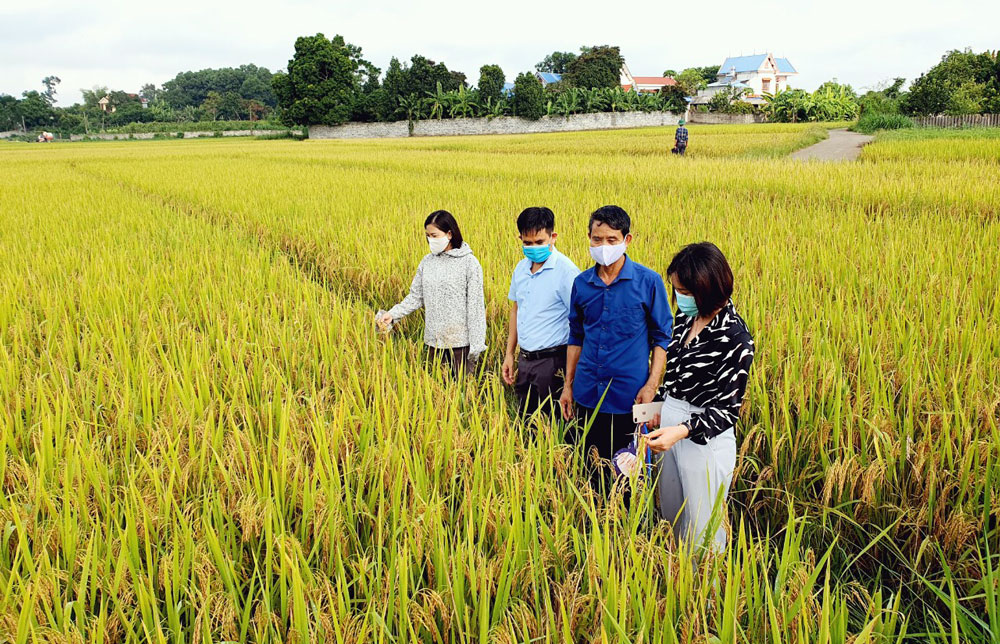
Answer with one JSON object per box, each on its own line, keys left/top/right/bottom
{"left": 559, "top": 385, "right": 574, "bottom": 421}
{"left": 501, "top": 353, "right": 516, "bottom": 386}
{"left": 377, "top": 313, "right": 393, "bottom": 330}
{"left": 635, "top": 384, "right": 657, "bottom": 405}
{"left": 644, "top": 424, "right": 689, "bottom": 454}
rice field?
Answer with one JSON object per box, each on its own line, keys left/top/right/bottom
{"left": 1, "top": 123, "right": 998, "bottom": 643}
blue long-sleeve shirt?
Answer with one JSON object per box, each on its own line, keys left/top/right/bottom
{"left": 568, "top": 255, "right": 673, "bottom": 414}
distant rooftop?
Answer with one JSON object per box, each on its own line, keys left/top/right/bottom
{"left": 718, "top": 54, "right": 796, "bottom": 76}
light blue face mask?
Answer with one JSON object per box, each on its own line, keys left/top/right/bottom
{"left": 676, "top": 292, "right": 699, "bottom": 318}
{"left": 522, "top": 244, "right": 552, "bottom": 263}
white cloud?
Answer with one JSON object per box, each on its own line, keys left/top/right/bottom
{"left": 1, "top": 0, "right": 997, "bottom": 105}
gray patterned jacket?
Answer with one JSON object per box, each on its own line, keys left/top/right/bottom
{"left": 388, "top": 242, "right": 487, "bottom": 356}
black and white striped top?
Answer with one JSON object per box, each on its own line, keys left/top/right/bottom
{"left": 656, "top": 301, "right": 755, "bottom": 444}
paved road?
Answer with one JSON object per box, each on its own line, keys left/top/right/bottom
{"left": 789, "top": 128, "right": 874, "bottom": 161}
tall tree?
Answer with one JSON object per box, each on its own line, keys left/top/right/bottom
{"left": 81, "top": 86, "right": 110, "bottom": 109}
{"left": 512, "top": 72, "right": 544, "bottom": 119}
{"left": 380, "top": 54, "right": 463, "bottom": 118}
{"left": 0, "top": 94, "right": 21, "bottom": 130}
{"left": 478, "top": 65, "right": 505, "bottom": 105}
{"left": 563, "top": 46, "right": 624, "bottom": 89}
{"left": 162, "top": 65, "right": 276, "bottom": 109}
{"left": 535, "top": 51, "right": 577, "bottom": 75}
{"left": 41, "top": 76, "right": 61, "bottom": 105}
{"left": 140, "top": 83, "right": 161, "bottom": 102}
{"left": 674, "top": 68, "right": 709, "bottom": 96}
{"left": 271, "top": 33, "right": 359, "bottom": 126}
{"left": 18, "top": 91, "right": 55, "bottom": 128}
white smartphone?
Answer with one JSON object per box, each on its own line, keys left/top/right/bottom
{"left": 632, "top": 402, "right": 662, "bottom": 425}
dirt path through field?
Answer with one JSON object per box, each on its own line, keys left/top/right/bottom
{"left": 789, "top": 128, "right": 874, "bottom": 161}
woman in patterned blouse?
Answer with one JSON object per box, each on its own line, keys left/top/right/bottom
{"left": 645, "top": 242, "right": 755, "bottom": 552}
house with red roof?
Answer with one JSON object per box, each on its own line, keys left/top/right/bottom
{"left": 620, "top": 63, "right": 677, "bottom": 93}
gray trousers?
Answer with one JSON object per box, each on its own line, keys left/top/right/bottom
{"left": 514, "top": 350, "right": 566, "bottom": 419}
{"left": 656, "top": 395, "right": 737, "bottom": 552}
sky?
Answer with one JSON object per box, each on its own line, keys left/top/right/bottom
{"left": 2, "top": 0, "right": 998, "bottom": 106}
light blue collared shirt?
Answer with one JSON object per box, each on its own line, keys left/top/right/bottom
{"left": 507, "top": 248, "right": 580, "bottom": 352}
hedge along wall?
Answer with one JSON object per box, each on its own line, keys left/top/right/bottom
{"left": 309, "top": 111, "right": 685, "bottom": 140}
{"left": 67, "top": 129, "right": 303, "bottom": 141}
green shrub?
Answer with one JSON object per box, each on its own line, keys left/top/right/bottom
{"left": 854, "top": 112, "right": 915, "bottom": 133}
{"left": 512, "top": 72, "right": 544, "bottom": 120}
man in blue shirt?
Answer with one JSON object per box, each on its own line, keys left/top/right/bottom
{"left": 559, "top": 205, "right": 673, "bottom": 485}
{"left": 503, "top": 207, "right": 580, "bottom": 419}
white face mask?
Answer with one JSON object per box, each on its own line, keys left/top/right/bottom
{"left": 427, "top": 235, "right": 450, "bottom": 255}
{"left": 589, "top": 242, "right": 627, "bottom": 266}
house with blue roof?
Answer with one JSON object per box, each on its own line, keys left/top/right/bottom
{"left": 535, "top": 72, "right": 563, "bottom": 87}
{"left": 692, "top": 53, "right": 797, "bottom": 106}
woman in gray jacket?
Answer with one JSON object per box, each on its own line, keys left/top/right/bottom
{"left": 379, "top": 210, "right": 487, "bottom": 376}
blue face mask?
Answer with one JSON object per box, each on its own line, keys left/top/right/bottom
{"left": 522, "top": 244, "right": 552, "bottom": 263}
{"left": 676, "top": 292, "right": 699, "bottom": 318}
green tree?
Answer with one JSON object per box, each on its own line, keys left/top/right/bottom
{"left": 535, "top": 51, "right": 577, "bottom": 74}
{"left": 332, "top": 34, "right": 380, "bottom": 92}
{"left": 512, "top": 72, "right": 544, "bottom": 119}
{"left": 219, "top": 91, "right": 247, "bottom": 120}
{"left": 657, "top": 85, "right": 688, "bottom": 112}
{"left": 18, "top": 91, "right": 55, "bottom": 128}
{"left": 163, "top": 64, "right": 276, "bottom": 110}
{"left": 478, "top": 65, "right": 505, "bottom": 106}
{"left": 707, "top": 86, "right": 746, "bottom": 112}
{"left": 692, "top": 65, "right": 721, "bottom": 84}
{"left": 563, "top": 46, "right": 624, "bottom": 89}
{"left": 81, "top": 87, "right": 110, "bottom": 109}
{"left": 675, "top": 68, "right": 709, "bottom": 96}
{"left": 815, "top": 79, "right": 857, "bottom": 100}
{"left": 380, "top": 54, "right": 464, "bottom": 120}
{"left": 0, "top": 94, "right": 21, "bottom": 130}
{"left": 41, "top": 76, "right": 61, "bottom": 105}
{"left": 108, "top": 102, "right": 153, "bottom": 127}
{"left": 201, "top": 91, "right": 223, "bottom": 120}
{"left": 140, "top": 83, "right": 161, "bottom": 103}
{"left": 272, "top": 33, "right": 359, "bottom": 126}
{"left": 903, "top": 48, "right": 997, "bottom": 115}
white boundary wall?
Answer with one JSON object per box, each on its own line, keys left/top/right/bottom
{"left": 310, "top": 111, "right": 684, "bottom": 140}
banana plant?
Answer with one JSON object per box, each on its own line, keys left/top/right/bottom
{"left": 447, "top": 86, "right": 478, "bottom": 119}
{"left": 425, "top": 82, "right": 449, "bottom": 120}
{"left": 555, "top": 88, "right": 581, "bottom": 117}
{"left": 606, "top": 87, "right": 628, "bottom": 112}
{"left": 582, "top": 88, "right": 607, "bottom": 113}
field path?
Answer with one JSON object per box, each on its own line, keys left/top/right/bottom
{"left": 789, "top": 128, "right": 874, "bottom": 161}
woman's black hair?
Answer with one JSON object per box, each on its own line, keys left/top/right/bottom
{"left": 424, "top": 210, "right": 463, "bottom": 249}
{"left": 667, "top": 242, "right": 734, "bottom": 316}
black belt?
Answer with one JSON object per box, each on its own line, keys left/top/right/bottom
{"left": 519, "top": 344, "right": 567, "bottom": 361}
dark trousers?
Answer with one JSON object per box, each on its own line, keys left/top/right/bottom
{"left": 568, "top": 405, "right": 635, "bottom": 494}
{"left": 672, "top": 143, "right": 687, "bottom": 156}
{"left": 514, "top": 348, "right": 566, "bottom": 420}
{"left": 427, "top": 345, "right": 474, "bottom": 378}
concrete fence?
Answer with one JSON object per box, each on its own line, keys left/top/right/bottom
{"left": 912, "top": 114, "right": 1000, "bottom": 128}
{"left": 0, "top": 130, "right": 21, "bottom": 139}
{"left": 688, "top": 112, "right": 768, "bottom": 125}
{"left": 309, "top": 111, "right": 684, "bottom": 140}
{"left": 67, "top": 129, "right": 301, "bottom": 142}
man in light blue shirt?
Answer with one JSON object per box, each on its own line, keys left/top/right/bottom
{"left": 503, "top": 207, "right": 580, "bottom": 419}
